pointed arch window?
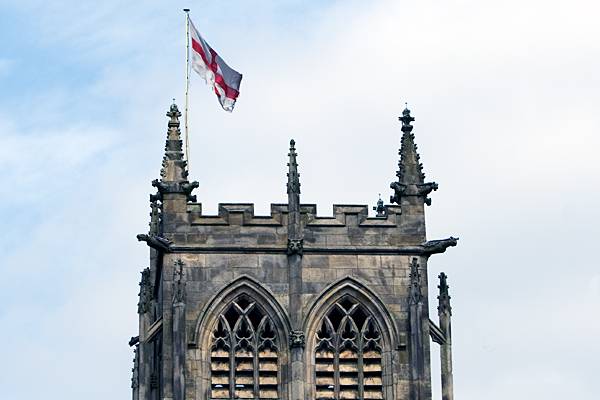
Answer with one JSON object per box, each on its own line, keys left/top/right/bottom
{"left": 315, "top": 296, "right": 384, "bottom": 400}
{"left": 209, "top": 295, "right": 279, "bottom": 399}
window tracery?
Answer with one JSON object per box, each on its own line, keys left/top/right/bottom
{"left": 210, "top": 295, "right": 279, "bottom": 399}
{"left": 315, "top": 296, "right": 384, "bottom": 400}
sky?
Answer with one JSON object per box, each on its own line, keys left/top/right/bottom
{"left": 0, "top": 0, "right": 598, "bottom": 398}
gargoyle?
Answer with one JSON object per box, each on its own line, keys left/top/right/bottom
{"left": 422, "top": 236, "right": 459, "bottom": 254}
{"left": 137, "top": 233, "right": 172, "bottom": 252}
{"left": 390, "top": 181, "right": 438, "bottom": 205}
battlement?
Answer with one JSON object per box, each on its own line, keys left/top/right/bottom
{"left": 148, "top": 201, "right": 434, "bottom": 253}
{"left": 186, "top": 203, "right": 402, "bottom": 228}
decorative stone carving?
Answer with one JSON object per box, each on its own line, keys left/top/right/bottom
{"left": 287, "top": 139, "right": 301, "bottom": 195}
{"left": 131, "top": 344, "right": 139, "bottom": 389}
{"left": 149, "top": 200, "right": 161, "bottom": 235}
{"left": 152, "top": 179, "right": 199, "bottom": 198}
{"left": 373, "top": 194, "right": 386, "bottom": 217}
{"left": 287, "top": 238, "right": 304, "bottom": 256}
{"left": 136, "top": 233, "right": 172, "bottom": 252}
{"left": 422, "top": 237, "right": 459, "bottom": 254}
{"left": 390, "top": 106, "right": 438, "bottom": 206}
{"left": 137, "top": 269, "right": 152, "bottom": 314}
{"left": 289, "top": 330, "right": 305, "bottom": 348}
{"left": 437, "top": 272, "right": 452, "bottom": 316}
{"left": 173, "top": 259, "right": 186, "bottom": 304}
{"left": 409, "top": 258, "right": 422, "bottom": 305}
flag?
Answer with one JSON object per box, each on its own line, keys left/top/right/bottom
{"left": 189, "top": 20, "right": 242, "bottom": 112}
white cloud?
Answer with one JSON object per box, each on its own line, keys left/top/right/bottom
{"left": 1, "top": 0, "right": 599, "bottom": 399}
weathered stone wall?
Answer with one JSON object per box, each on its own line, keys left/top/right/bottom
{"left": 150, "top": 202, "right": 434, "bottom": 400}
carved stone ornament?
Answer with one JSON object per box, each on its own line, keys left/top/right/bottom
{"left": 287, "top": 238, "right": 304, "bottom": 256}
{"left": 373, "top": 194, "right": 386, "bottom": 217}
{"left": 409, "top": 258, "right": 422, "bottom": 304}
{"left": 152, "top": 179, "right": 199, "bottom": 201}
{"left": 437, "top": 272, "right": 452, "bottom": 316}
{"left": 422, "top": 237, "right": 459, "bottom": 254}
{"left": 390, "top": 181, "right": 438, "bottom": 206}
{"left": 136, "top": 233, "right": 172, "bottom": 252}
{"left": 173, "top": 259, "right": 186, "bottom": 304}
{"left": 137, "top": 269, "right": 152, "bottom": 314}
{"left": 131, "top": 345, "right": 139, "bottom": 389}
{"left": 289, "top": 330, "right": 305, "bottom": 348}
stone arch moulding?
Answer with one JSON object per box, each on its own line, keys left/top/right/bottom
{"left": 190, "top": 275, "right": 292, "bottom": 348}
{"left": 303, "top": 276, "right": 399, "bottom": 400}
{"left": 191, "top": 275, "right": 293, "bottom": 400}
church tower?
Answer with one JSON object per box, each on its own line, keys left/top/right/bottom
{"left": 131, "top": 102, "right": 458, "bottom": 400}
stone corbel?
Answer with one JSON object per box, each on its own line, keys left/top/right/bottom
{"left": 289, "top": 330, "right": 305, "bottom": 348}
{"left": 287, "top": 239, "right": 304, "bottom": 256}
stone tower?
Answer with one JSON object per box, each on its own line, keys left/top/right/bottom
{"left": 131, "top": 102, "right": 458, "bottom": 400}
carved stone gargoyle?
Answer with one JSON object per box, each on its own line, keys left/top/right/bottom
{"left": 152, "top": 179, "right": 199, "bottom": 202}
{"left": 390, "top": 181, "right": 439, "bottom": 206}
{"left": 137, "top": 233, "right": 172, "bottom": 252}
{"left": 422, "top": 236, "right": 459, "bottom": 254}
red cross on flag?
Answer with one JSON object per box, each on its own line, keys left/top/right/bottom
{"left": 189, "top": 19, "right": 243, "bottom": 112}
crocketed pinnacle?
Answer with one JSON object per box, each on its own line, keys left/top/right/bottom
{"left": 286, "top": 139, "right": 302, "bottom": 240}
{"left": 437, "top": 272, "right": 452, "bottom": 315}
{"left": 396, "top": 106, "right": 424, "bottom": 184}
{"left": 390, "top": 105, "right": 438, "bottom": 205}
{"left": 152, "top": 102, "right": 198, "bottom": 201}
{"left": 161, "top": 102, "right": 188, "bottom": 183}
{"left": 287, "top": 139, "right": 300, "bottom": 196}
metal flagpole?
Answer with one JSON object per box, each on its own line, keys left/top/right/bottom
{"left": 183, "top": 8, "right": 191, "bottom": 169}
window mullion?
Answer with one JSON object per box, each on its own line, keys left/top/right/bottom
{"left": 357, "top": 328, "right": 364, "bottom": 400}
{"left": 253, "top": 330, "right": 259, "bottom": 399}
{"left": 229, "top": 329, "right": 236, "bottom": 399}
{"left": 334, "top": 331, "right": 340, "bottom": 400}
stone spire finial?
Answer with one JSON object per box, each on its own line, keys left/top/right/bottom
{"left": 437, "top": 272, "right": 452, "bottom": 315}
{"left": 152, "top": 101, "right": 198, "bottom": 201}
{"left": 162, "top": 102, "right": 186, "bottom": 181}
{"left": 390, "top": 105, "right": 438, "bottom": 206}
{"left": 286, "top": 139, "right": 303, "bottom": 253}
{"left": 287, "top": 139, "right": 300, "bottom": 196}
{"left": 399, "top": 103, "right": 415, "bottom": 133}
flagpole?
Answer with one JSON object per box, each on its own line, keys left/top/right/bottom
{"left": 183, "top": 8, "right": 191, "bottom": 169}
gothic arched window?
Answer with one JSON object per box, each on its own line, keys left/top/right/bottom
{"left": 314, "top": 296, "right": 384, "bottom": 400}
{"left": 209, "top": 295, "right": 279, "bottom": 399}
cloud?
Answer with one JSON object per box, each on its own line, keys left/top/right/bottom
{"left": 1, "top": 0, "right": 599, "bottom": 399}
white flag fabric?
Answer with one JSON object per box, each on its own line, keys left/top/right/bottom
{"left": 189, "top": 20, "right": 242, "bottom": 112}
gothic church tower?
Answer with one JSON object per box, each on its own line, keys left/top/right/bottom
{"left": 131, "top": 103, "right": 458, "bottom": 400}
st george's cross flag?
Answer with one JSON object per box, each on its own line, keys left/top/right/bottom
{"left": 189, "top": 19, "right": 242, "bottom": 112}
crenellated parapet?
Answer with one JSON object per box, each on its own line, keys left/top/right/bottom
{"left": 139, "top": 201, "right": 456, "bottom": 254}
